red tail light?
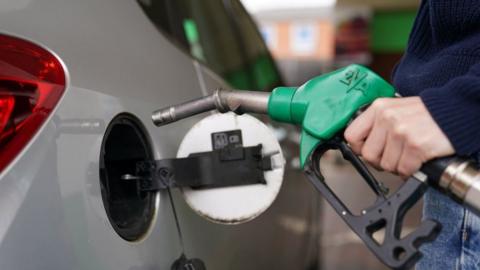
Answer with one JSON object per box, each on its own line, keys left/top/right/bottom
{"left": 0, "top": 34, "right": 66, "bottom": 172}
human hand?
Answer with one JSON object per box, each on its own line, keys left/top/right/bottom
{"left": 344, "top": 97, "right": 455, "bottom": 178}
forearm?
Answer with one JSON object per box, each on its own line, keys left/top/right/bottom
{"left": 420, "top": 62, "right": 480, "bottom": 157}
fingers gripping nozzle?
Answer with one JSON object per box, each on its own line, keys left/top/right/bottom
{"left": 152, "top": 89, "right": 270, "bottom": 126}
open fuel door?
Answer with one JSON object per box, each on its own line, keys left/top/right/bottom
{"left": 129, "top": 113, "right": 285, "bottom": 224}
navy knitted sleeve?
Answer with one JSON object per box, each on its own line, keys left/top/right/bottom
{"left": 420, "top": 63, "right": 480, "bottom": 156}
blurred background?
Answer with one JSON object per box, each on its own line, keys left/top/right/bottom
{"left": 241, "top": 0, "right": 418, "bottom": 86}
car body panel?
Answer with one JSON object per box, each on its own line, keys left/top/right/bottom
{"left": 0, "top": 0, "right": 318, "bottom": 269}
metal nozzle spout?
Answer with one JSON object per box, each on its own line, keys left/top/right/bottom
{"left": 152, "top": 95, "right": 217, "bottom": 126}
{"left": 152, "top": 89, "right": 270, "bottom": 126}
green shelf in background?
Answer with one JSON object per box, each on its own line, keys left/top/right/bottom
{"left": 371, "top": 10, "right": 417, "bottom": 53}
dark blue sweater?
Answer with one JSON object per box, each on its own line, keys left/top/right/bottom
{"left": 393, "top": 0, "right": 480, "bottom": 157}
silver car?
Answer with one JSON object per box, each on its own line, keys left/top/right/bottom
{"left": 0, "top": 0, "right": 319, "bottom": 269}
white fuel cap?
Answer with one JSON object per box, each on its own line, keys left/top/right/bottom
{"left": 177, "top": 112, "right": 285, "bottom": 224}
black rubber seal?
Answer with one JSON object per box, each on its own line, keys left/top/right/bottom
{"left": 99, "top": 113, "right": 156, "bottom": 241}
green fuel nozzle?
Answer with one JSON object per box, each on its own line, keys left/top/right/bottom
{"left": 152, "top": 64, "right": 480, "bottom": 269}
{"left": 152, "top": 64, "right": 395, "bottom": 167}
{"left": 267, "top": 64, "right": 395, "bottom": 167}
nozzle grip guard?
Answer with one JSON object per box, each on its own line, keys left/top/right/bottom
{"left": 304, "top": 136, "right": 441, "bottom": 270}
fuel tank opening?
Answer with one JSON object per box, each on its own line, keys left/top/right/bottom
{"left": 99, "top": 113, "right": 157, "bottom": 241}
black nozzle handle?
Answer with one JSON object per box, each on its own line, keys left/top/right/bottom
{"left": 420, "top": 156, "right": 457, "bottom": 186}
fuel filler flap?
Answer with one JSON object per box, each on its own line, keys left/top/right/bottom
{"left": 177, "top": 113, "right": 285, "bottom": 224}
